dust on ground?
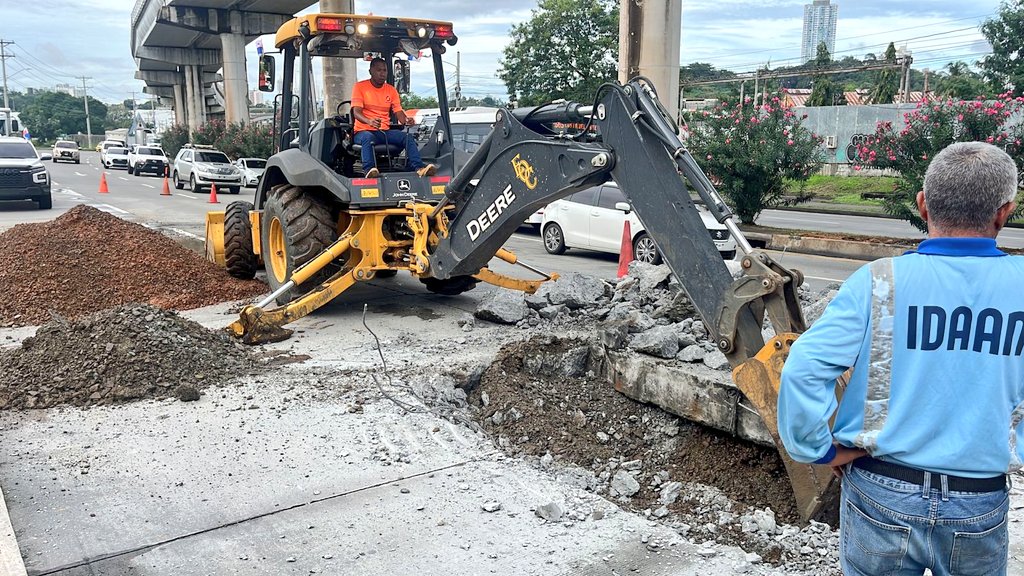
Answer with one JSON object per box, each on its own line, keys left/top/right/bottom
{"left": 0, "top": 303, "right": 260, "bottom": 410}
{"left": 0, "top": 205, "right": 266, "bottom": 327}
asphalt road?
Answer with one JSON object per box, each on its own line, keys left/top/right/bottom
{"left": 0, "top": 151, "right": 862, "bottom": 293}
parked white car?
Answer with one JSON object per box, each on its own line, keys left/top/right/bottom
{"left": 234, "top": 157, "right": 266, "bottom": 187}
{"left": 541, "top": 182, "right": 737, "bottom": 263}
{"left": 101, "top": 146, "right": 129, "bottom": 170}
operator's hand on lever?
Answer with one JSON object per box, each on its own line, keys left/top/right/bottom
{"left": 371, "top": 118, "right": 382, "bottom": 129}
{"left": 827, "top": 445, "right": 868, "bottom": 479}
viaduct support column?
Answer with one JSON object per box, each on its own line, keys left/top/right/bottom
{"left": 184, "top": 65, "right": 200, "bottom": 135}
{"left": 173, "top": 81, "right": 187, "bottom": 128}
{"left": 619, "top": 0, "right": 682, "bottom": 123}
{"left": 320, "top": 0, "right": 356, "bottom": 118}
{"left": 220, "top": 10, "right": 249, "bottom": 123}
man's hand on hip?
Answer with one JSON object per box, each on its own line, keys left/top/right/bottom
{"left": 828, "top": 445, "right": 868, "bottom": 478}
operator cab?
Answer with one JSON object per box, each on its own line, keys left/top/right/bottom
{"left": 259, "top": 14, "right": 459, "bottom": 206}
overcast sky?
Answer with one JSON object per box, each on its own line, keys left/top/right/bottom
{"left": 0, "top": 0, "right": 1001, "bottom": 105}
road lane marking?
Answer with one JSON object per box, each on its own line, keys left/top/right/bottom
{"left": 805, "top": 275, "right": 845, "bottom": 283}
{"left": 60, "top": 189, "right": 83, "bottom": 197}
{"left": 176, "top": 194, "right": 198, "bottom": 199}
{"left": 97, "top": 204, "right": 129, "bottom": 215}
{"left": 169, "top": 228, "right": 202, "bottom": 240}
{"left": 118, "top": 177, "right": 129, "bottom": 181}
{"left": 141, "top": 184, "right": 155, "bottom": 189}
{"left": 74, "top": 172, "right": 86, "bottom": 177}
{"left": 766, "top": 215, "right": 842, "bottom": 225}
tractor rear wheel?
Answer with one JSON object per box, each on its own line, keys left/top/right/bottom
{"left": 260, "top": 185, "right": 340, "bottom": 304}
{"left": 224, "top": 200, "right": 258, "bottom": 280}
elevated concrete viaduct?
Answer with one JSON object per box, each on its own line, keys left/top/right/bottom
{"left": 131, "top": 0, "right": 314, "bottom": 131}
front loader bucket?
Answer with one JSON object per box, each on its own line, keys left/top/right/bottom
{"left": 205, "top": 210, "right": 226, "bottom": 267}
{"left": 732, "top": 334, "right": 839, "bottom": 522}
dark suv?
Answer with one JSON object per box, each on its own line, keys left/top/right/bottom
{"left": 0, "top": 137, "right": 52, "bottom": 209}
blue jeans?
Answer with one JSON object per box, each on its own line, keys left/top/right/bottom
{"left": 353, "top": 129, "right": 425, "bottom": 172}
{"left": 840, "top": 465, "right": 1009, "bottom": 576}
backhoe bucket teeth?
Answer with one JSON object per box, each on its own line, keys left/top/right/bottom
{"left": 229, "top": 306, "right": 294, "bottom": 345}
{"left": 732, "top": 333, "right": 839, "bottom": 522}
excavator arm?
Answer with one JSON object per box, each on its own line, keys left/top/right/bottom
{"left": 424, "top": 79, "right": 835, "bottom": 521}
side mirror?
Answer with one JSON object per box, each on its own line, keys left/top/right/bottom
{"left": 258, "top": 54, "right": 276, "bottom": 93}
{"left": 614, "top": 201, "right": 631, "bottom": 213}
{"left": 393, "top": 59, "right": 411, "bottom": 94}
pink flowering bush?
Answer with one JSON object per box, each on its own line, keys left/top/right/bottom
{"left": 160, "top": 120, "right": 274, "bottom": 160}
{"left": 686, "top": 95, "right": 824, "bottom": 224}
{"left": 855, "top": 93, "right": 1024, "bottom": 231}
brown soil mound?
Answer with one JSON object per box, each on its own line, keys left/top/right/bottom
{"left": 471, "top": 336, "right": 801, "bottom": 525}
{"left": 0, "top": 205, "right": 266, "bottom": 327}
{"left": 0, "top": 304, "right": 259, "bottom": 410}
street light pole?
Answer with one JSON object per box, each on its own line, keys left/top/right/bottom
{"left": 0, "top": 40, "right": 14, "bottom": 110}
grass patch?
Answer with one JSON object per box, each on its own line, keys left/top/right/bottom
{"left": 786, "top": 175, "right": 897, "bottom": 206}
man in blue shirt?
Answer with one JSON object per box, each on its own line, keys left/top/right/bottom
{"left": 779, "top": 141, "right": 1022, "bottom": 576}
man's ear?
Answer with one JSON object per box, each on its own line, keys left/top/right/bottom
{"left": 916, "top": 191, "right": 928, "bottom": 222}
{"left": 994, "top": 201, "right": 1016, "bottom": 232}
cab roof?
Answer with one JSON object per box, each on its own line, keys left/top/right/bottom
{"left": 274, "top": 13, "right": 456, "bottom": 53}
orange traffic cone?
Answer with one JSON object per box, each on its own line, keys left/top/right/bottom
{"left": 208, "top": 183, "right": 219, "bottom": 204}
{"left": 616, "top": 220, "right": 634, "bottom": 278}
{"left": 99, "top": 172, "right": 109, "bottom": 194}
{"left": 161, "top": 176, "right": 171, "bottom": 196}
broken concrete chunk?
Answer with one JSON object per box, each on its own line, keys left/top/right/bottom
{"left": 610, "top": 470, "right": 641, "bottom": 497}
{"left": 628, "top": 261, "right": 673, "bottom": 293}
{"left": 481, "top": 501, "right": 503, "bottom": 513}
{"left": 535, "top": 502, "right": 563, "bottom": 521}
{"left": 535, "top": 272, "right": 607, "bottom": 309}
{"left": 676, "top": 344, "right": 706, "bottom": 363}
{"left": 475, "top": 290, "right": 530, "bottom": 325}
{"left": 538, "top": 304, "right": 566, "bottom": 320}
{"left": 659, "top": 481, "right": 683, "bottom": 505}
{"left": 629, "top": 325, "right": 680, "bottom": 359}
{"left": 525, "top": 291, "right": 550, "bottom": 310}
{"left": 598, "top": 320, "right": 630, "bottom": 350}
{"left": 702, "top": 350, "right": 731, "bottom": 371}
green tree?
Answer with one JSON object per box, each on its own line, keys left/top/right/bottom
{"left": 686, "top": 95, "right": 825, "bottom": 223}
{"left": 20, "top": 91, "right": 108, "bottom": 141}
{"left": 401, "top": 94, "right": 440, "bottom": 109}
{"left": 680, "top": 62, "right": 739, "bottom": 100}
{"left": 981, "top": 1, "right": 1024, "bottom": 96}
{"left": 498, "top": 0, "right": 618, "bottom": 106}
{"left": 934, "top": 61, "right": 993, "bottom": 100}
{"left": 869, "top": 43, "right": 900, "bottom": 104}
{"left": 807, "top": 43, "right": 845, "bottom": 106}
{"left": 855, "top": 95, "right": 1024, "bottom": 231}
{"left": 161, "top": 120, "right": 273, "bottom": 160}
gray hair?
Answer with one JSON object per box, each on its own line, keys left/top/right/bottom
{"left": 924, "top": 142, "right": 1018, "bottom": 232}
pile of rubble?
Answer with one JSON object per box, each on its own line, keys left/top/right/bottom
{"left": 473, "top": 260, "right": 836, "bottom": 369}
{"left": 0, "top": 205, "right": 267, "bottom": 327}
{"left": 0, "top": 303, "right": 259, "bottom": 410}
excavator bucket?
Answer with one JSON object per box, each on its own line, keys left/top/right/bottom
{"left": 204, "top": 210, "right": 226, "bottom": 267}
{"left": 732, "top": 334, "right": 840, "bottom": 521}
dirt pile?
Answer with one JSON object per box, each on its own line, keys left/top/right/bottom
{"left": 0, "top": 205, "right": 266, "bottom": 327}
{"left": 468, "top": 335, "right": 840, "bottom": 572}
{"left": 0, "top": 303, "right": 259, "bottom": 410}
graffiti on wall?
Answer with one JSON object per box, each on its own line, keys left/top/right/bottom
{"left": 845, "top": 134, "right": 871, "bottom": 163}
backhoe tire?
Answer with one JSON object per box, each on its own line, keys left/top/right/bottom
{"left": 261, "top": 185, "right": 340, "bottom": 304}
{"left": 223, "top": 200, "right": 258, "bottom": 280}
{"left": 420, "top": 275, "right": 479, "bottom": 296}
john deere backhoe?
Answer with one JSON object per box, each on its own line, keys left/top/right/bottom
{"left": 205, "top": 13, "right": 836, "bottom": 522}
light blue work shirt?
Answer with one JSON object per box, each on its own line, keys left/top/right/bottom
{"left": 779, "top": 237, "right": 1024, "bottom": 477}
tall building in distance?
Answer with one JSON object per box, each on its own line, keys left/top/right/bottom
{"left": 801, "top": 0, "right": 838, "bottom": 62}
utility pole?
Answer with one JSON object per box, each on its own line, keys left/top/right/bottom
{"left": 0, "top": 40, "right": 14, "bottom": 110}
{"left": 79, "top": 76, "right": 93, "bottom": 148}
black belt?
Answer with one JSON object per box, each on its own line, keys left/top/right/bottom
{"left": 852, "top": 456, "right": 1006, "bottom": 493}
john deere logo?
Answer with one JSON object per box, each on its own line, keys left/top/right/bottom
{"left": 397, "top": 179, "right": 411, "bottom": 192}
{"left": 511, "top": 153, "right": 537, "bottom": 190}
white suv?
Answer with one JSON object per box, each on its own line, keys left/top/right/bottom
{"left": 541, "top": 182, "right": 737, "bottom": 263}
{"left": 0, "top": 137, "right": 52, "bottom": 209}
{"left": 171, "top": 144, "right": 242, "bottom": 194}
{"left": 128, "top": 145, "right": 169, "bottom": 176}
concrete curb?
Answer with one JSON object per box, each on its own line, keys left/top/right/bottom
{"left": 0, "top": 483, "right": 28, "bottom": 576}
{"left": 745, "top": 231, "right": 909, "bottom": 261}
